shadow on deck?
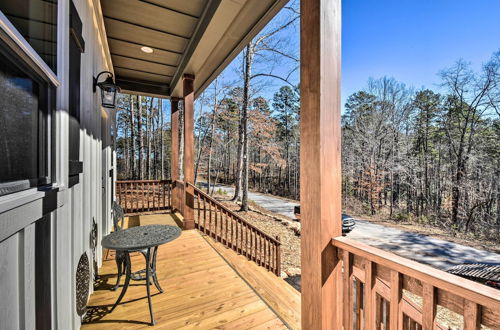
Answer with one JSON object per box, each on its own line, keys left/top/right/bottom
{"left": 83, "top": 213, "right": 300, "bottom": 329}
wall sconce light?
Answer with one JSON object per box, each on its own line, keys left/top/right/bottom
{"left": 93, "top": 71, "right": 119, "bottom": 108}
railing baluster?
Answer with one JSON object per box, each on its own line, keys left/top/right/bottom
{"left": 390, "top": 271, "right": 402, "bottom": 330}
{"left": 264, "top": 239, "right": 268, "bottom": 270}
{"left": 152, "top": 182, "right": 155, "bottom": 210}
{"left": 236, "top": 219, "right": 240, "bottom": 254}
{"left": 252, "top": 228, "right": 255, "bottom": 261}
{"left": 275, "top": 236, "right": 281, "bottom": 276}
{"left": 132, "top": 182, "right": 135, "bottom": 213}
{"left": 422, "top": 283, "right": 436, "bottom": 330}
{"left": 203, "top": 197, "right": 207, "bottom": 234}
{"left": 218, "top": 206, "right": 222, "bottom": 242}
{"left": 244, "top": 223, "right": 248, "bottom": 257}
{"left": 343, "top": 251, "right": 353, "bottom": 330}
{"left": 229, "top": 213, "right": 233, "bottom": 250}
{"left": 209, "top": 200, "right": 214, "bottom": 239}
{"left": 464, "top": 300, "right": 481, "bottom": 330}
{"left": 259, "top": 235, "right": 266, "bottom": 267}
{"left": 257, "top": 232, "right": 260, "bottom": 264}
{"left": 223, "top": 210, "right": 227, "bottom": 244}
{"left": 365, "top": 260, "right": 375, "bottom": 329}
{"left": 355, "top": 276, "right": 363, "bottom": 330}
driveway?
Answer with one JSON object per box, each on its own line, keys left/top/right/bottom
{"left": 211, "top": 184, "right": 500, "bottom": 270}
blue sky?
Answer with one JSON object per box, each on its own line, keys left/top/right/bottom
{"left": 194, "top": 0, "right": 500, "bottom": 116}
{"left": 342, "top": 0, "right": 500, "bottom": 107}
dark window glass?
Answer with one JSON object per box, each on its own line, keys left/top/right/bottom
{"left": 0, "top": 0, "right": 58, "bottom": 72}
{"left": 0, "top": 45, "right": 52, "bottom": 196}
{"left": 68, "top": 1, "right": 84, "bottom": 188}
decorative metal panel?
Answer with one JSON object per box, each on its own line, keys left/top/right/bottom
{"left": 76, "top": 252, "right": 90, "bottom": 316}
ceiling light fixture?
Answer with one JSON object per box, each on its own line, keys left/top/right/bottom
{"left": 141, "top": 46, "right": 153, "bottom": 53}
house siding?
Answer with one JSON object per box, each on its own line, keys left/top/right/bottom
{"left": 0, "top": 0, "right": 114, "bottom": 329}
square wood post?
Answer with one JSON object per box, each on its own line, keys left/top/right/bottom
{"left": 171, "top": 97, "right": 180, "bottom": 182}
{"left": 171, "top": 97, "right": 180, "bottom": 213}
{"left": 300, "top": 0, "right": 343, "bottom": 329}
{"left": 183, "top": 74, "right": 195, "bottom": 230}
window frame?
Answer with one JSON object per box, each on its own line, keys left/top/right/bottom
{"left": 0, "top": 25, "right": 56, "bottom": 197}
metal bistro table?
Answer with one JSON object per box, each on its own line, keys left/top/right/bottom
{"left": 101, "top": 224, "right": 181, "bottom": 325}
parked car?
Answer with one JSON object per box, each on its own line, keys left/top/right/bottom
{"left": 293, "top": 206, "right": 356, "bottom": 234}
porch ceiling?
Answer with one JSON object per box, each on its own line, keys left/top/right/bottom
{"left": 100, "top": 0, "right": 288, "bottom": 98}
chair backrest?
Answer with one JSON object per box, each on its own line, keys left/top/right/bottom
{"left": 112, "top": 201, "right": 124, "bottom": 231}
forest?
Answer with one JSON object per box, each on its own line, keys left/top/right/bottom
{"left": 115, "top": 2, "right": 499, "bottom": 240}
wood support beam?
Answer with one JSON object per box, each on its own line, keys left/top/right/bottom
{"left": 300, "top": 0, "right": 342, "bottom": 329}
{"left": 182, "top": 74, "right": 195, "bottom": 230}
{"left": 170, "top": 97, "right": 180, "bottom": 182}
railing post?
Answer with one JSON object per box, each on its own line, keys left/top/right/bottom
{"left": 343, "top": 251, "right": 353, "bottom": 329}
{"left": 390, "top": 271, "right": 402, "bottom": 330}
{"left": 422, "top": 283, "right": 436, "bottom": 329}
{"left": 171, "top": 98, "right": 180, "bottom": 182}
{"left": 364, "top": 260, "right": 375, "bottom": 329}
{"left": 464, "top": 301, "right": 481, "bottom": 330}
{"left": 275, "top": 236, "right": 281, "bottom": 276}
{"left": 182, "top": 74, "right": 195, "bottom": 230}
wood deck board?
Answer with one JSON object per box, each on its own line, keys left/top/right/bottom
{"left": 204, "top": 235, "right": 301, "bottom": 329}
{"left": 83, "top": 216, "right": 287, "bottom": 329}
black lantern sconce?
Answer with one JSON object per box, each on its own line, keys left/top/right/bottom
{"left": 93, "top": 71, "right": 119, "bottom": 108}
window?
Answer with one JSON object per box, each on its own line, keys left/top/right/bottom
{"left": 68, "top": 1, "right": 84, "bottom": 188}
{"left": 0, "top": 0, "right": 58, "bottom": 72}
{"left": 0, "top": 40, "right": 54, "bottom": 196}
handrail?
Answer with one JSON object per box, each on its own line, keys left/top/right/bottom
{"left": 117, "top": 179, "right": 172, "bottom": 184}
{"left": 189, "top": 183, "right": 281, "bottom": 276}
{"left": 332, "top": 236, "right": 500, "bottom": 329}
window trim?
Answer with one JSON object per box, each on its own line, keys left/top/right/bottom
{"left": 0, "top": 11, "right": 60, "bottom": 87}
{"left": 0, "top": 28, "right": 56, "bottom": 197}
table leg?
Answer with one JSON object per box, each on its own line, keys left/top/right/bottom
{"left": 145, "top": 247, "right": 155, "bottom": 325}
{"left": 151, "top": 246, "right": 163, "bottom": 293}
{"left": 110, "top": 252, "right": 131, "bottom": 312}
{"left": 111, "top": 252, "right": 125, "bottom": 291}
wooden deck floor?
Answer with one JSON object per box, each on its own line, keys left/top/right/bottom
{"left": 205, "top": 237, "right": 301, "bottom": 329}
{"left": 83, "top": 213, "right": 288, "bottom": 329}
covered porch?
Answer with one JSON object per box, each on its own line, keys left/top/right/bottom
{"left": 97, "top": 0, "right": 500, "bottom": 329}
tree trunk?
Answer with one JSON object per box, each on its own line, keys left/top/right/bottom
{"left": 240, "top": 45, "right": 254, "bottom": 211}
{"left": 129, "top": 95, "right": 136, "bottom": 178}
{"left": 160, "top": 99, "right": 164, "bottom": 179}
{"left": 137, "top": 96, "right": 144, "bottom": 179}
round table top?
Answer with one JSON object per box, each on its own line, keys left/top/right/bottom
{"left": 101, "top": 225, "right": 181, "bottom": 251}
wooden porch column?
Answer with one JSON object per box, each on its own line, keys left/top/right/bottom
{"left": 300, "top": 0, "right": 342, "bottom": 329}
{"left": 182, "top": 74, "right": 195, "bottom": 230}
{"left": 170, "top": 97, "right": 180, "bottom": 181}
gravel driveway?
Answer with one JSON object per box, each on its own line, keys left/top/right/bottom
{"left": 212, "top": 184, "right": 500, "bottom": 271}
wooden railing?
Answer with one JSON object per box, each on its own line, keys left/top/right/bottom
{"left": 332, "top": 237, "right": 500, "bottom": 329}
{"left": 116, "top": 180, "right": 171, "bottom": 214}
{"left": 189, "top": 183, "right": 282, "bottom": 276}
{"left": 171, "top": 180, "right": 185, "bottom": 215}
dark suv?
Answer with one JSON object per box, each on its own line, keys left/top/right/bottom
{"left": 293, "top": 206, "right": 355, "bottom": 234}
